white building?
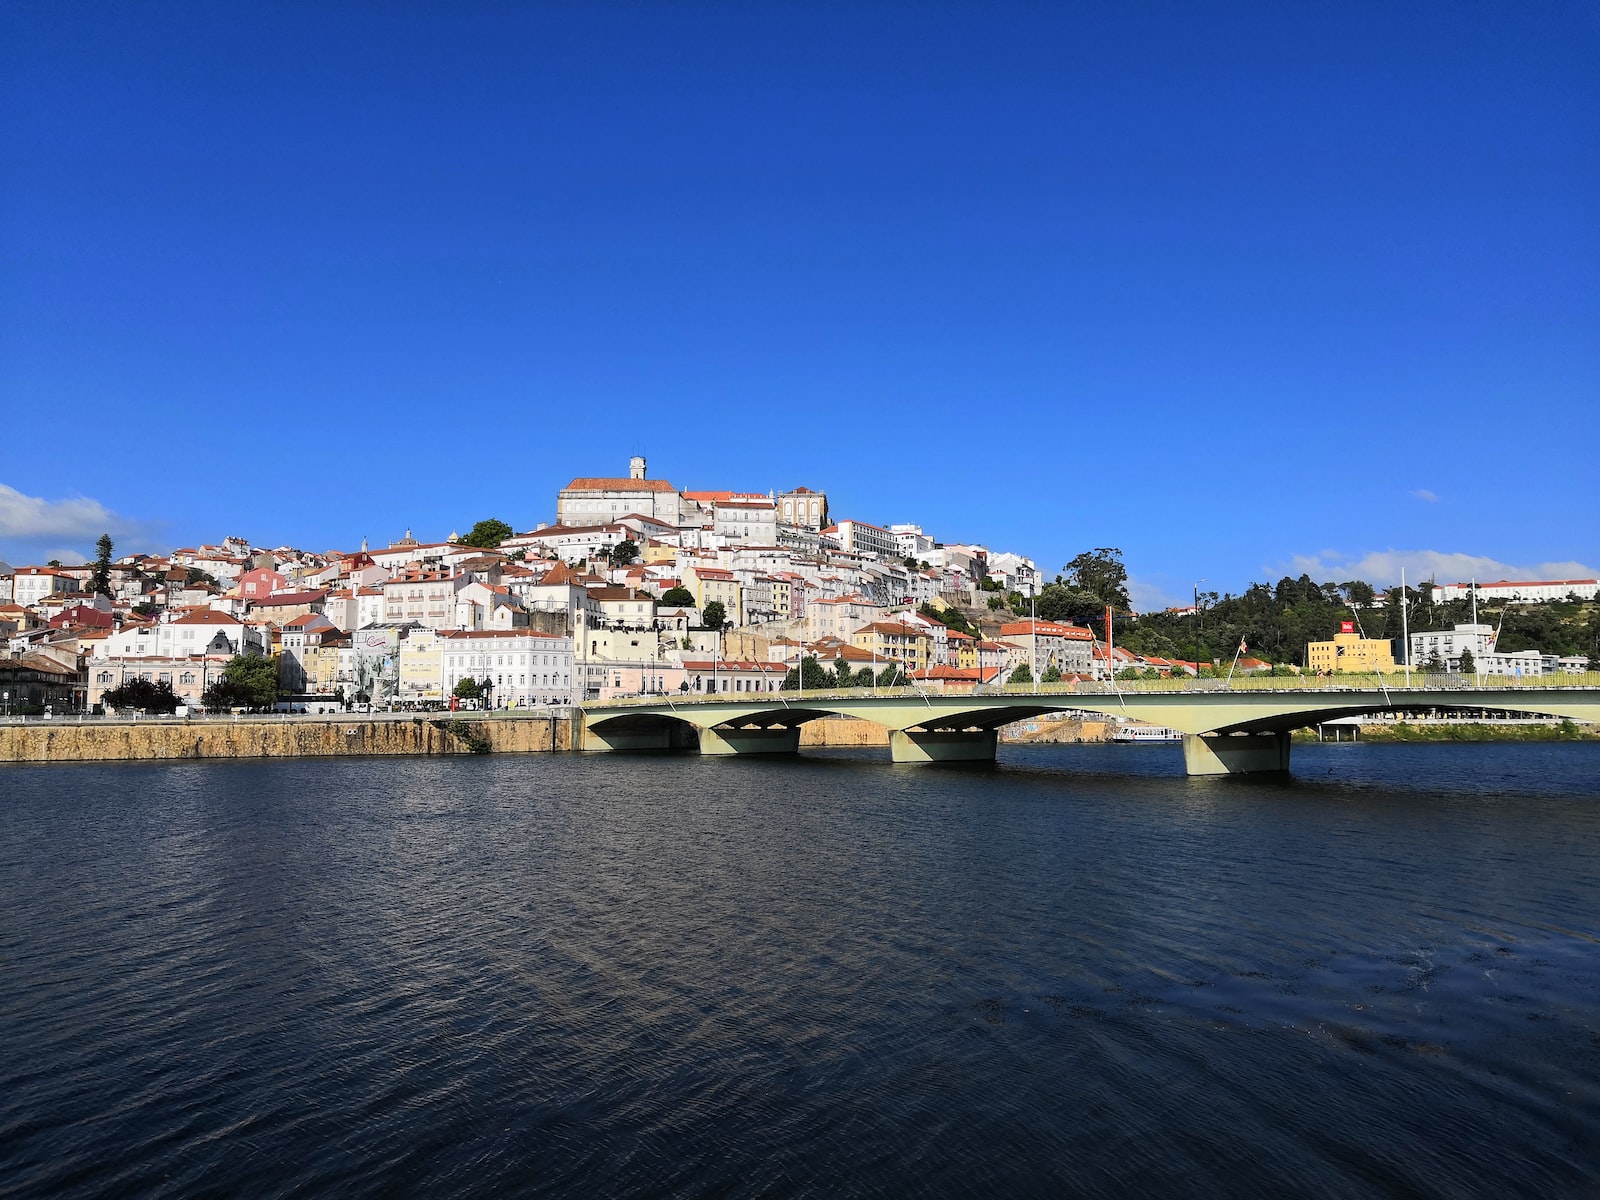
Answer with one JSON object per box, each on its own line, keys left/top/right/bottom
{"left": 99, "top": 610, "right": 264, "bottom": 660}
{"left": 556, "top": 458, "right": 688, "bottom": 527}
{"left": 829, "top": 520, "right": 899, "bottom": 562}
{"left": 891, "top": 524, "right": 936, "bottom": 561}
{"left": 713, "top": 500, "right": 778, "bottom": 546}
{"left": 986, "top": 552, "right": 1040, "bottom": 597}
{"left": 503, "top": 522, "right": 636, "bottom": 564}
{"left": 438, "top": 629, "right": 574, "bottom": 708}
{"left": 11, "top": 567, "right": 76, "bottom": 608}
{"left": 1435, "top": 579, "right": 1600, "bottom": 604}
{"left": 1474, "top": 650, "right": 1555, "bottom": 677}
{"left": 1408, "top": 624, "right": 1496, "bottom": 671}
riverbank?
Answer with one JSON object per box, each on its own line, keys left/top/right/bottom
{"left": 1295, "top": 720, "right": 1598, "bottom": 743}
{"left": 0, "top": 713, "right": 911, "bottom": 763}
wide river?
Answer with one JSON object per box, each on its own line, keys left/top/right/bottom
{"left": 2, "top": 742, "right": 1598, "bottom": 1197}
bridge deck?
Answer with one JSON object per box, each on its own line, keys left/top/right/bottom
{"left": 577, "top": 682, "right": 1600, "bottom": 773}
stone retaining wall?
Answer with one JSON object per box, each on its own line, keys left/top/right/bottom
{"left": 0, "top": 715, "right": 570, "bottom": 763}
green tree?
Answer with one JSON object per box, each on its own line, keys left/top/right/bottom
{"left": 91, "top": 534, "right": 114, "bottom": 597}
{"left": 1034, "top": 584, "right": 1103, "bottom": 625}
{"left": 452, "top": 677, "right": 484, "bottom": 700}
{"left": 921, "top": 602, "right": 975, "bottom": 635}
{"left": 834, "top": 657, "right": 855, "bottom": 688}
{"left": 213, "top": 654, "right": 280, "bottom": 709}
{"left": 102, "top": 677, "right": 180, "bottom": 713}
{"left": 184, "top": 567, "right": 219, "bottom": 587}
{"left": 661, "top": 585, "right": 696, "bottom": 607}
{"left": 1064, "top": 548, "right": 1131, "bottom": 611}
{"left": 1040, "top": 664, "right": 1062, "bottom": 683}
{"left": 1343, "top": 579, "right": 1376, "bottom": 607}
{"left": 461, "top": 519, "right": 513, "bottom": 549}
{"left": 1421, "top": 652, "right": 1447, "bottom": 673}
{"left": 782, "top": 655, "right": 834, "bottom": 690}
{"left": 701, "top": 600, "right": 727, "bottom": 631}
{"left": 1009, "top": 662, "right": 1033, "bottom": 685}
{"left": 1457, "top": 648, "right": 1476, "bottom": 674}
{"left": 877, "top": 665, "right": 907, "bottom": 687}
{"left": 609, "top": 539, "right": 639, "bottom": 566}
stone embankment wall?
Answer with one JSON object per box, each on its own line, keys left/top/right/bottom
{"left": 0, "top": 716, "right": 572, "bottom": 763}
{"left": 800, "top": 717, "right": 889, "bottom": 747}
{"left": 1001, "top": 717, "right": 1114, "bottom": 744}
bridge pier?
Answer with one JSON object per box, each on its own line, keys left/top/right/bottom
{"left": 698, "top": 725, "right": 801, "bottom": 756}
{"left": 1182, "top": 732, "right": 1291, "bottom": 776}
{"left": 579, "top": 715, "right": 700, "bottom": 753}
{"left": 890, "top": 728, "right": 998, "bottom": 763}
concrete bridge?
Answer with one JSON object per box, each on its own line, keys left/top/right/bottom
{"left": 577, "top": 682, "right": 1600, "bottom": 775}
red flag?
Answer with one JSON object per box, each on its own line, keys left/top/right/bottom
{"left": 1238, "top": 638, "right": 1248, "bottom": 654}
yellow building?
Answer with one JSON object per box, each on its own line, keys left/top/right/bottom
{"left": 398, "top": 629, "right": 445, "bottom": 703}
{"left": 1308, "top": 623, "right": 1395, "bottom": 673}
{"left": 851, "top": 621, "right": 932, "bottom": 672}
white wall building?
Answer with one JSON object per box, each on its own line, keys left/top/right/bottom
{"left": 99, "top": 610, "right": 264, "bottom": 660}
{"left": 556, "top": 458, "right": 688, "bottom": 527}
{"left": 830, "top": 520, "right": 899, "bottom": 562}
{"left": 11, "top": 568, "right": 76, "bottom": 608}
{"left": 1435, "top": 579, "right": 1600, "bottom": 604}
{"left": 891, "top": 524, "right": 936, "bottom": 561}
{"left": 439, "top": 629, "right": 574, "bottom": 708}
{"left": 1408, "top": 624, "right": 1496, "bottom": 670}
{"left": 713, "top": 500, "right": 778, "bottom": 546}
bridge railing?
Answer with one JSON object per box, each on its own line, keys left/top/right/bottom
{"left": 584, "top": 671, "right": 1600, "bottom": 707}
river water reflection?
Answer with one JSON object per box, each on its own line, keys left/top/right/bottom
{"left": 2, "top": 742, "right": 1598, "bottom": 1196}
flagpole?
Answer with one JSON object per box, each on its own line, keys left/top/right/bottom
{"left": 1226, "top": 637, "right": 1245, "bottom": 685}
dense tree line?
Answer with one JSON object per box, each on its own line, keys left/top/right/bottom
{"left": 1010, "top": 548, "right": 1599, "bottom": 666}
{"left": 781, "top": 656, "right": 907, "bottom": 690}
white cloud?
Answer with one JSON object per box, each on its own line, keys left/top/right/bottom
{"left": 0, "top": 482, "right": 163, "bottom": 565}
{"left": 1127, "top": 576, "right": 1184, "bottom": 613}
{"left": 1271, "top": 548, "right": 1600, "bottom": 588}
{"left": 0, "top": 483, "right": 137, "bottom": 539}
{"left": 1409, "top": 488, "right": 1439, "bottom": 503}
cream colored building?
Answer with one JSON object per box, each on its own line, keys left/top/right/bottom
{"left": 398, "top": 629, "right": 446, "bottom": 703}
{"left": 682, "top": 565, "right": 742, "bottom": 623}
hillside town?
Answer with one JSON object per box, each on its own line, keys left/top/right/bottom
{"left": 1, "top": 457, "right": 1596, "bottom": 715}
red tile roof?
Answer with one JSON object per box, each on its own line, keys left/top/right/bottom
{"left": 564, "top": 477, "right": 676, "bottom": 492}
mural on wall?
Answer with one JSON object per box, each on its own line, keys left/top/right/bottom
{"left": 354, "top": 629, "right": 399, "bottom": 703}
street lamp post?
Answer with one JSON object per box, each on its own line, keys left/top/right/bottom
{"left": 1194, "top": 579, "right": 1207, "bottom": 679}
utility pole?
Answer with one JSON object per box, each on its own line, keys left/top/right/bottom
{"left": 1030, "top": 591, "right": 1037, "bottom": 694}
{"left": 1401, "top": 566, "right": 1410, "bottom": 688}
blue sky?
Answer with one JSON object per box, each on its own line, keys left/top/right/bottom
{"left": 3, "top": 2, "right": 1596, "bottom": 606}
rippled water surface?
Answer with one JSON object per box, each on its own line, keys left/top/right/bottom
{"left": 3, "top": 742, "right": 1599, "bottom": 1197}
